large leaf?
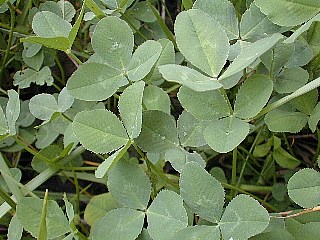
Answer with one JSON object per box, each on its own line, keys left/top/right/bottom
{"left": 234, "top": 74, "right": 273, "bottom": 119}
{"left": 220, "top": 33, "right": 283, "bottom": 79}
{"left": 147, "top": 190, "right": 188, "bottom": 240}
{"left": 175, "top": 9, "right": 229, "bottom": 77}
{"left": 6, "top": 90, "right": 20, "bottom": 135}
{"left": 119, "top": 81, "right": 145, "bottom": 139}
{"left": 73, "top": 109, "right": 129, "bottom": 154}
{"left": 127, "top": 40, "right": 162, "bottom": 82}
{"left": 172, "top": 225, "right": 220, "bottom": 240}
{"left": 135, "top": 110, "right": 179, "bottom": 153}
{"left": 108, "top": 160, "right": 151, "bottom": 210}
{"left": 178, "top": 86, "right": 230, "bottom": 121}
{"left": 159, "top": 64, "right": 222, "bottom": 91}
{"left": 219, "top": 194, "right": 270, "bottom": 240}
{"left": 255, "top": 0, "right": 320, "bottom": 27}
{"left": 204, "top": 116, "right": 250, "bottom": 153}
{"left": 16, "top": 197, "right": 70, "bottom": 239}
{"left": 265, "top": 109, "right": 308, "bottom": 133}
{"left": 143, "top": 85, "right": 170, "bottom": 114}
{"left": 91, "top": 208, "right": 144, "bottom": 240}
{"left": 67, "top": 62, "right": 128, "bottom": 101}
{"left": 91, "top": 16, "right": 133, "bottom": 69}
{"left": 193, "top": 0, "right": 239, "bottom": 40}
{"left": 32, "top": 11, "right": 71, "bottom": 38}
{"left": 287, "top": 168, "right": 320, "bottom": 208}
{"left": 180, "top": 162, "right": 225, "bottom": 223}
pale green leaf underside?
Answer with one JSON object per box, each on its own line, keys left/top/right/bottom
{"left": 127, "top": 40, "right": 162, "bottom": 82}
{"left": 119, "top": 81, "right": 145, "bottom": 139}
{"left": 234, "top": 74, "right": 273, "bottom": 119}
{"left": 13, "top": 67, "right": 53, "bottom": 89}
{"left": 29, "top": 94, "right": 58, "bottom": 120}
{"left": 67, "top": 62, "right": 128, "bottom": 101}
{"left": 7, "top": 214, "right": 23, "bottom": 240}
{"left": 108, "top": 160, "right": 151, "bottom": 210}
{"left": 204, "top": 116, "right": 250, "bottom": 153}
{"left": 255, "top": 0, "right": 320, "bottom": 27}
{"left": 91, "top": 208, "right": 144, "bottom": 240}
{"left": 57, "top": 87, "right": 74, "bottom": 112}
{"left": 175, "top": 9, "right": 229, "bottom": 77}
{"left": 220, "top": 33, "right": 283, "bottom": 79}
{"left": 180, "top": 162, "right": 225, "bottom": 223}
{"left": 178, "top": 86, "right": 230, "bottom": 121}
{"left": 6, "top": 90, "right": 20, "bottom": 135}
{"left": 143, "top": 85, "right": 170, "bottom": 114}
{"left": 159, "top": 64, "right": 222, "bottom": 91}
{"left": 0, "top": 106, "right": 8, "bottom": 135}
{"left": 193, "top": 0, "right": 239, "bottom": 40}
{"left": 172, "top": 225, "right": 220, "bottom": 240}
{"left": 95, "top": 146, "right": 123, "bottom": 179}
{"left": 287, "top": 168, "right": 320, "bottom": 208}
{"left": 135, "top": 110, "right": 179, "bottom": 153}
{"left": 219, "top": 194, "right": 270, "bottom": 240}
{"left": 309, "top": 102, "right": 320, "bottom": 132}
{"left": 73, "top": 109, "right": 128, "bottom": 154}
{"left": 147, "top": 190, "right": 188, "bottom": 240}
{"left": 32, "top": 11, "right": 71, "bottom": 38}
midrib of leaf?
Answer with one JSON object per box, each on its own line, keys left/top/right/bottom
{"left": 42, "top": 14, "right": 65, "bottom": 37}
{"left": 288, "top": 0, "right": 320, "bottom": 8}
{"left": 242, "top": 16, "right": 270, "bottom": 38}
{"left": 147, "top": 211, "right": 186, "bottom": 225}
{"left": 142, "top": 123, "right": 177, "bottom": 147}
{"left": 128, "top": 53, "right": 159, "bottom": 74}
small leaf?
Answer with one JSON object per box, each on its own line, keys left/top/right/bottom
{"left": 7, "top": 215, "right": 23, "bottom": 240}
{"left": 178, "top": 86, "right": 230, "bottom": 121}
{"left": 29, "top": 94, "right": 58, "bottom": 120}
{"left": 219, "top": 194, "right": 270, "bottom": 240}
{"left": 287, "top": 168, "right": 320, "bottom": 208}
{"left": 220, "top": 33, "right": 283, "bottom": 79}
{"left": 175, "top": 9, "right": 229, "bottom": 77}
{"left": 234, "top": 74, "right": 273, "bottom": 119}
{"left": 57, "top": 0, "right": 75, "bottom": 22}
{"left": 57, "top": 87, "right": 74, "bottom": 112}
{"left": 273, "top": 147, "right": 300, "bottom": 169}
{"left": 6, "top": 90, "right": 20, "bottom": 135}
{"left": 91, "top": 208, "right": 144, "bottom": 240}
{"left": 135, "top": 110, "right": 179, "bottom": 153}
{"left": 127, "top": 40, "right": 162, "bottom": 82}
{"left": 143, "top": 85, "right": 170, "bottom": 114}
{"left": 73, "top": 109, "right": 129, "bottom": 154}
{"left": 32, "top": 11, "right": 72, "bottom": 38}
{"left": 91, "top": 16, "right": 133, "bottom": 69}
{"left": 204, "top": 116, "right": 249, "bottom": 153}
{"left": 38, "top": 190, "right": 49, "bottom": 240}
{"left": 119, "top": 81, "right": 145, "bottom": 139}
{"left": 68, "top": 0, "right": 85, "bottom": 47}
{"left": 255, "top": 0, "right": 320, "bottom": 27}
{"left": 309, "top": 102, "right": 320, "bottom": 132}
{"left": 180, "top": 162, "right": 225, "bottom": 223}
{"left": 108, "top": 160, "right": 151, "bottom": 210}
{"left": 13, "top": 67, "right": 53, "bottom": 89}
{"left": 290, "top": 89, "right": 318, "bottom": 115}
{"left": 173, "top": 225, "right": 220, "bottom": 240}
{"left": 147, "top": 190, "right": 188, "bottom": 240}
{"left": 21, "top": 36, "right": 70, "bottom": 51}
{"left": 265, "top": 109, "right": 308, "bottom": 133}
{"left": 67, "top": 62, "right": 128, "bottom": 101}
{"left": 159, "top": 64, "right": 222, "bottom": 91}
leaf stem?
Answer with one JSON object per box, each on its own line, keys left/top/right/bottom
{"left": 230, "top": 148, "right": 237, "bottom": 198}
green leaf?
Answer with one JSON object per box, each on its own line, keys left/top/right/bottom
{"left": 67, "top": 62, "right": 128, "bottom": 101}
{"left": 130, "top": 1, "right": 156, "bottom": 22}
{"left": 135, "top": 110, "right": 179, "bottom": 153}
{"left": 177, "top": 111, "right": 207, "bottom": 147}
{"left": 119, "top": 81, "right": 145, "bottom": 139}
{"left": 173, "top": 225, "right": 220, "bottom": 240}
{"left": 204, "top": 116, "right": 250, "bottom": 153}
{"left": 143, "top": 85, "right": 170, "bottom": 114}
{"left": 127, "top": 40, "right": 162, "bottom": 81}
{"left": 91, "top": 16, "right": 133, "bottom": 69}
{"left": 180, "top": 162, "right": 225, "bottom": 223}
{"left": 6, "top": 90, "right": 20, "bottom": 135}
{"left": 273, "top": 147, "right": 300, "bottom": 169}
{"left": 265, "top": 109, "right": 308, "bottom": 133}
{"left": 220, "top": 33, "right": 283, "bottom": 79}
{"left": 38, "top": 191, "right": 48, "bottom": 240}
{"left": 219, "top": 194, "right": 270, "bottom": 240}
{"left": 193, "top": 0, "right": 239, "bottom": 40}
{"left": 85, "top": 0, "right": 106, "bottom": 18}
{"left": 175, "top": 9, "right": 229, "bottom": 77}
{"left": 234, "top": 74, "right": 273, "bottom": 119}
{"left": 16, "top": 197, "right": 70, "bottom": 239}
{"left": 255, "top": 0, "right": 320, "bottom": 27}
{"left": 7, "top": 215, "right": 23, "bottom": 240}
{"left": 91, "top": 208, "right": 144, "bottom": 240}
{"left": 32, "top": 11, "right": 72, "bottom": 38}
{"left": 178, "top": 86, "right": 230, "bottom": 121}
{"left": 21, "top": 36, "right": 70, "bottom": 51}
{"left": 159, "top": 64, "right": 223, "bottom": 91}
{"left": 57, "top": 87, "right": 74, "bottom": 113}
{"left": 295, "top": 222, "right": 320, "bottom": 239}
{"left": 108, "top": 160, "right": 151, "bottom": 210}
{"left": 240, "top": 2, "right": 281, "bottom": 40}
{"left": 13, "top": 67, "right": 53, "bottom": 89}
{"left": 58, "top": 0, "right": 76, "bottom": 22}
{"left": 68, "top": 0, "right": 86, "bottom": 46}
{"left": 147, "top": 190, "right": 188, "bottom": 240}
{"left": 274, "top": 67, "right": 309, "bottom": 94}
{"left": 72, "top": 109, "right": 129, "bottom": 154}
{"left": 29, "top": 94, "right": 58, "bottom": 120}
{"left": 309, "top": 102, "right": 320, "bottom": 132}
{"left": 287, "top": 168, "right": 320, "bottom": 208}
{"left": 290, "top": 89, "right": 318, "bottom": 115}
{"left": 84, "top": 193, "right": 119, "bottom": 226}
{"left": 285, "top": 40, "right": 313, "bottom": 68}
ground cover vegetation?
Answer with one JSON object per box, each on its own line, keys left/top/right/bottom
{"left": 1, "top": 0, "right": 320, "bottom": 239}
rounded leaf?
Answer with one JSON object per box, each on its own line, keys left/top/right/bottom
{"left": 173, "top": 225, "right": 220, "bottom": 240}
{"left": 29, "top": 94, "right": 58, "bottom": 120}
